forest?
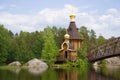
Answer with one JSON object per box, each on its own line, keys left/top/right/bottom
{"left": 0, "top": 24, "right": 109, "bottom": 65}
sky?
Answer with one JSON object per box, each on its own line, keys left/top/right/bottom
{"left": 0, "top": 0, "right": 120, "bottom": 38}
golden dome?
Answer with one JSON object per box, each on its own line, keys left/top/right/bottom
{"left": 70, "top": 13, "right": 75, "bottom": 22}
{"left": 64, "top": 34, "right": 70, "bottom": 39}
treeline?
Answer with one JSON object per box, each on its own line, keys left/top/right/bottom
{"left": 0, "top": 24, "right": 107, "bottom": 65}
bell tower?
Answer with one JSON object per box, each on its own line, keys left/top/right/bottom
{"left": 67, "top": 13, "right": 82, "bottom": 50}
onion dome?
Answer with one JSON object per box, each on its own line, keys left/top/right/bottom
{"left": 64, "top": 34, "right": 70, "bottom": 39}
{"left": 70, "top": 13, "right": 75, "bottom": 22}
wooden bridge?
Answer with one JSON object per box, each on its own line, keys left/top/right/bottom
{"left": 88, "top": 37, "right": 120, "bottom": 63}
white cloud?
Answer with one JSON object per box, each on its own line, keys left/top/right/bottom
{"left": 0, "top": 4, "right": 120, "bottom": 38}
{"left": 98, "top": 8, "right": 120, "bottom": 36}
{"left": 0, "top": 13, "right": 30, "bottom": 25}
{"left": 106, "top": 8, "right": 118, "bottom": 15}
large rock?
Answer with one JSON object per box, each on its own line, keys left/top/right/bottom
{"left": 105, "top": 57, "right": 120, "bottom": 66}
{"left": 8, "top": 61, "right": 21, "bottom": 66}
{"left": 26, "top": 58, "right": 48, "bottom": 74}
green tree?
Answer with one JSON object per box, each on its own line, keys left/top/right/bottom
{"left": 97, "top": 35, "right": 106, "bottom": 45}
{"left": 14, "top": 31, "right": 35, "bottom": 63}
{"left": 52, "top": 26, "right": 66, "bottom": 48}
{"left": 77, "top": 47, "right": 87, "bottom": 60}
{"left": 6, "top": 30, "right": 16, "bottom": 63}
{"left": 89, "top": 29, "right": 97, "bottom": 48}
{"left": 42, "top": 26, "right": 59, "bottom": 65}
{"left": 31, "top": 31, "right": 44, "bottom": 58}
{"left": 79, "top": 26, "right": 90, "bottom": 51}
{"left": 0, "top": 25, "right": 9, "bottom": 65}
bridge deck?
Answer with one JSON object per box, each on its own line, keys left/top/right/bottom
{"left": 88, "top": 37, "right": 120, "bottom": 63}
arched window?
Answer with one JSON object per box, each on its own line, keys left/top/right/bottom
{"left": 63, "top": 43, "right": 68, "bottom": 50}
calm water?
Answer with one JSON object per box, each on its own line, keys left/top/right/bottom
{"left": 0, "top": 66, "right": 120, "bottom": 80}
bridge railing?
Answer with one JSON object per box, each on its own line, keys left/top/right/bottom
{"left": 88, "top": 37, "right": 120, "bottom": 62}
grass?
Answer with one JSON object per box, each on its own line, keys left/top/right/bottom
{"left": 0, "top": 65, "right": 28, "bottom": 70}
{"left": 0, "top": 66, "right": 20, "bottom": 70}
{"left": 52, "top": 63, "right": 71, "bottom": 68}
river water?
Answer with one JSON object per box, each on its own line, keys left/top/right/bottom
{"left": 0, "top": 66, "right": 120, "bottom": 80}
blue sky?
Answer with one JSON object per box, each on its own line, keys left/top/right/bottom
{"left": 1, "top": 0, "right": 120, "bottom": 14}
{"left": 0, "top": 0, "right": 120, "bottom": 38}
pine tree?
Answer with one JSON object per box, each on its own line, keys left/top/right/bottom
{"left": 42, "top": 26, "right": 59, "bottom": 65}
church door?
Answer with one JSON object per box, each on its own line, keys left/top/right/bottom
{"left": 65, "top": 51, "right": 67, "bottom": 58}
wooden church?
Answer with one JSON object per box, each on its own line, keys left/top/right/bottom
{"left": 57, "top": 13, "right": 82, "bottom": 62}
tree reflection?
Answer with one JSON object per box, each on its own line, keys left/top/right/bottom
{"left": 88, "top": 67, "right": 120, "bottom": 80}
{"left": 0, "top": 67, "right": 120, "bottom": 80}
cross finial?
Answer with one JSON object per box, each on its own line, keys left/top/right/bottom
{"left": 69, "top": 5, "right": 76, "bottom": 22}
{"left": 71, "top": 6, "right": 74, "bottom": 13}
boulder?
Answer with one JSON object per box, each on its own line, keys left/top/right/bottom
{"left": 8, "top": 61, "right": 21, "bottom": 66}
{"left": 105, "top": 57, "right": 120, "bottom": 66}
{"left": 26, "top": 58, "right": 48, "bottom": 74}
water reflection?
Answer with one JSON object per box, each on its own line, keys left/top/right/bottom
{"left": 90, "top": 65, "right": 120, "bottom": 80}
{"left": 56, "top": 69, "right": 78, "bottom": 80}
{"left": 9, "top": 68, "right": 21, "bottom": 74}
{"left": 88, "top": 68, "right": 114, "bottom": 80}
{"left": 0, "top": 66, "right": 120, "bottom": 80}
{"left": 28, "top": 67, "right": 48, "bottom": 75}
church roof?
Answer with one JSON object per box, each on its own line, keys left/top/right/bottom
{"left": 67, "top": 22, "right": 81, "bottom": 40}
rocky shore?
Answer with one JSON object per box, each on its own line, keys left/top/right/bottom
{"left": 105, "top": 57, "right": 120, "bottom": 66}
{"left": 8, "top": 58, "right": 48, "bottom": 74}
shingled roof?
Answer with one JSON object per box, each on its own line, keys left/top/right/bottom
{"left": 67, "top": 22, "right": 81, "bottom": 40}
